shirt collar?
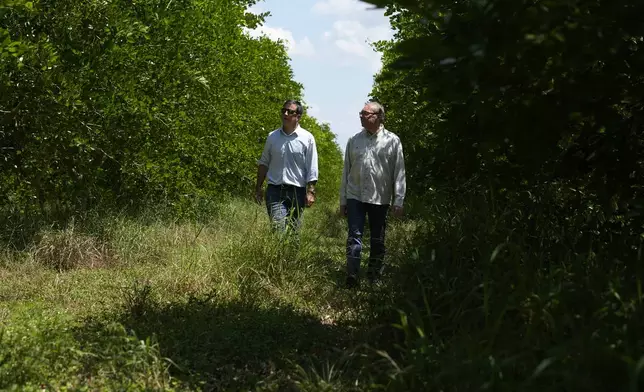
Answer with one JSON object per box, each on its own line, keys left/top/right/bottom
{"left": 363, "top": 124, "right": 384, "bottom": 138}
{"left": 281, "top": 124, "right": 301, "bottom": 136}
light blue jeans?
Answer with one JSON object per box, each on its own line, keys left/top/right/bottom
{"left": 265, "top": 184, "right": 306, "bottom": 235}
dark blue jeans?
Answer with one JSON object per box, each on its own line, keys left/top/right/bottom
{"left": 346, "top": 198, "right": 389, "bottom": 279}
{"left": 265, "top": 184, "right": 306, "bottom": 234}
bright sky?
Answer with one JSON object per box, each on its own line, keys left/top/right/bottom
{"left": 245, "top": 0, "right": 393, "bottom": 152}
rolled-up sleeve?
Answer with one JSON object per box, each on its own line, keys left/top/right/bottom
{"left": 339, "top": 138, "right": 351, "bottom": 206}
{"left": 392, "top": 138, "right": 406, "bottom": 207}
{"left": 257, "top": 135, "right": 271, "bottom": 167}
{"left": 306, "top": 135, "right": 319, "bottom": 183}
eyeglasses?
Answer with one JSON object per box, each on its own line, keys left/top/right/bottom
{"left": 281, "top": 108, "right": 298, "bottom": 116}
{"left": 359, "top": 111, "right": 377, "bottom": 117}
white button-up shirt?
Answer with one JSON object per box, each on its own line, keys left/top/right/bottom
{"left": 340, "top": 125, "right": 406, "bottom": 207}
{"left": 257, "top": 125, "right": 319, "bottom": 188}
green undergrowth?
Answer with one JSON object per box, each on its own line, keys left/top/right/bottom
{"left": 0, "top": 200, "right": 407, "bottom": 390}
{"left": 2, "top": 197, "right": 644, "bottom": 391}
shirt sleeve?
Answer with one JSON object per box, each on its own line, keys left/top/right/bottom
{"left": 306, "top": 134, "right": 319, "bottom": 183}
{"left": 339, "top": 137, "right": 351, "bottom": 206}
{"left": 393, "top": 138, "right": 406, "bottom": 207}
{"left": 257, "top": 133, "right": 271, "bottom": 167}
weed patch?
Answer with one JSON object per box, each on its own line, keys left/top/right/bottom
{"left": 33, "top": 225, "right": 116, "bottom": 271}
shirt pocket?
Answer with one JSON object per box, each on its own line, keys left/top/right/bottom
{"left": 287, "top": 141, "right": 306, "bottom": 164}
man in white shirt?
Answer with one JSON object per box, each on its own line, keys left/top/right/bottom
{"left": 256, "top": 100, "right": 319, "bottom": 236}
{"left": 339, "top": 101, "right": 406, "bottom": 288}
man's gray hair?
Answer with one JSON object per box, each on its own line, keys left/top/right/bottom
{"left": 367, "top": 100, "right": 385, "bottom": 122}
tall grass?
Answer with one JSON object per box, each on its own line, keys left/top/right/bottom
{"left": 0, "top": 305, "right": 182, "bottom": 391}
{"left": 0, "top": 200, "right": 364, "bottom": 390}
{"left": 1, "top": 194, "right": 643, "bottom": 390}
{"left": 365, "top": 189, "right": 644, "bottom": 391}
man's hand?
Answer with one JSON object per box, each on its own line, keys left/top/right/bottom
{"left": 305, "top": 191, "right": 316, "bottom": 207}
{"left": 255, "top": 189, "right": 263, "bottom": 204}
{"left": 339, "top": 204, "right": 347, "bottom": 217}
{"left": 392, "top": 206, "right": 404, "bottom": 218}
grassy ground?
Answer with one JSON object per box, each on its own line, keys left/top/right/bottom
{"left": 4, "top": 197, "right": 644, "bottom": 391}
{"left": 0, "top": 199, "right": 417, "bottom": 391}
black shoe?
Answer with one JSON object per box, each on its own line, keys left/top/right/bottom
{"left": 367, "top": 276, "right": 383, "bottom": 288}
{"left": 366, "top": 269, "right": 380, "bottom": 283}
{"left": 367, "top": 264, "right": 384, "bottom": 285}
{"left": 345, "top": 275, "right": 359, "bottom": 289}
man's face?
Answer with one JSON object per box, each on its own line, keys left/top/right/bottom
{"left": 359, "top": 104, "right": 379, "bottom": 129}
{"left": 281, "top": 103, "right": 299, "bottom": 127}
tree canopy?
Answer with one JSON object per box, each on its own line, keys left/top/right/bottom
{"left": 368, "top": 0, "right": 644, "bottom": 209}
{"left": 361, "top": 0, "right": 644, "bottom": 388}
{"left": 1, "top": 0, "right": 342, "bottom": 219}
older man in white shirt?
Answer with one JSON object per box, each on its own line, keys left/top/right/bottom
{"left": 256, "top": 100, "right": 319, "bottom": 237}
{"left": 340, "top": 101, "right": 406, "bottom": 288}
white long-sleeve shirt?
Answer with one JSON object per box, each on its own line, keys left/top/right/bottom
{"left": 340, "top": 126, "right": 406, "bottom": 207}
{"left": 257, "top": 125, "right": 318, "bottom": 187}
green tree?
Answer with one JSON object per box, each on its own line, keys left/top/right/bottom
{"left": 368, "top": 0, "right": 644, "bottom": 209}
{"left": 363, "top": 1, "right": 644, "bottom": 389}
{"left": 0, "top": 0, "right": 343, "bottom": 221}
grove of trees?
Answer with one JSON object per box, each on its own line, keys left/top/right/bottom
{"left": 3, "top": 0, "right": 644, "bottom": 389}
{"left": 365, "top": 0, "right": 644, "bottom": 389}
{"left": 1, "top": 0, "right": 343, "bottom": 224}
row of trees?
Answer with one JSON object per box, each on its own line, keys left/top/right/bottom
{"left": 369, "top": 0, "right": 644, "bottom": 259}
{"left": 1, "top": 0, "right": 343, "bottom": 221}
{"left": 363, "top": 0, "right": 644, "bottom": 389}
{"left": 371, "top": 0, "right": 644, "bottom": 202}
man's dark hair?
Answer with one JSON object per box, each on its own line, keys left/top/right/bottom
{"left": 283, "top": 99, "right": 304, "bottom": 116}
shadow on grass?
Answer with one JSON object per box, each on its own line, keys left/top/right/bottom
{"left": 78, "top": 289, "right": 360, "bottom": 391}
